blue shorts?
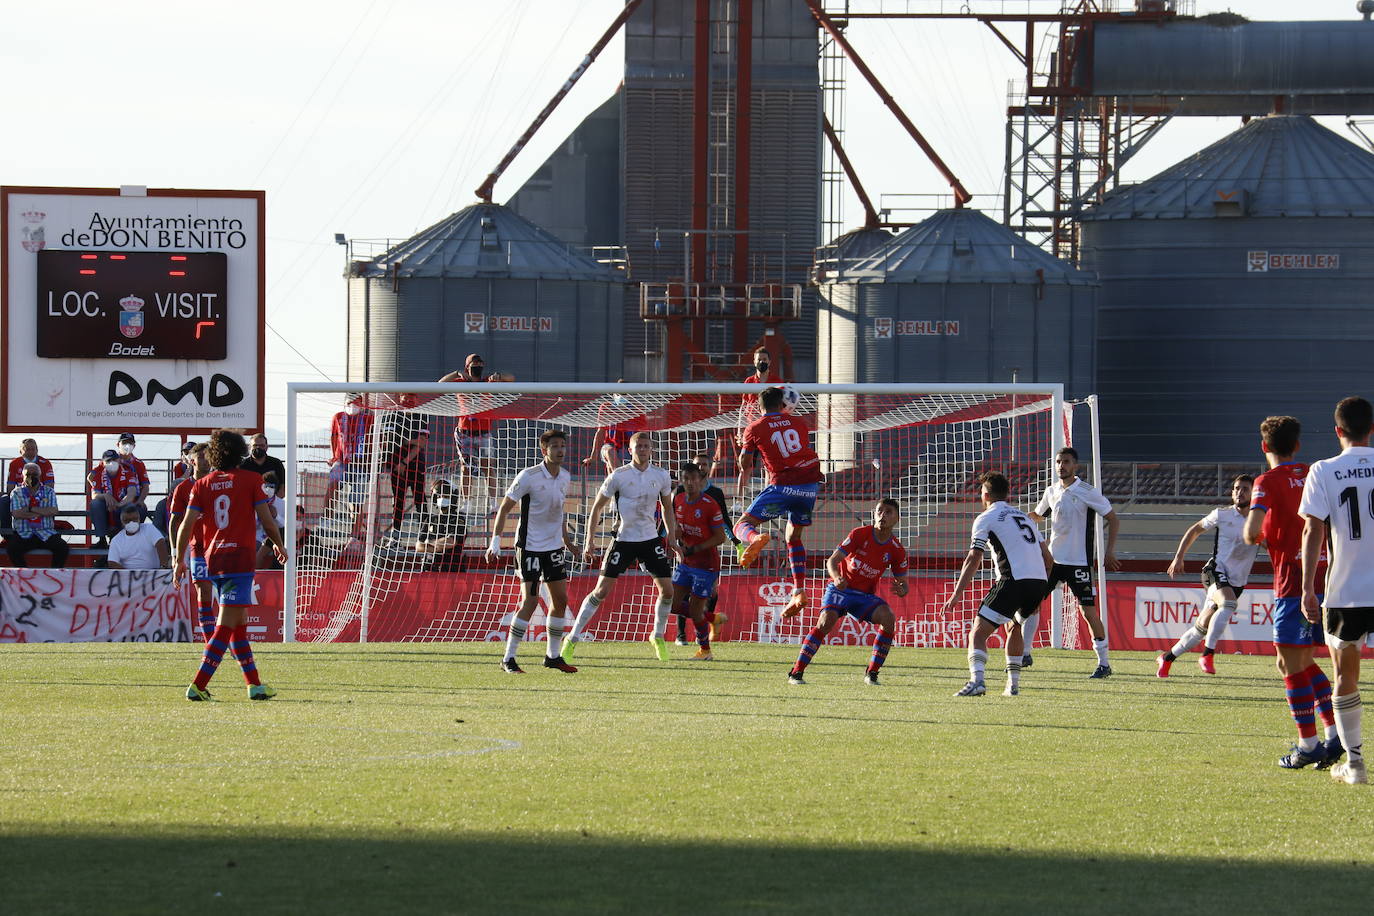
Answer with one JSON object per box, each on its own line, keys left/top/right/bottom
{"left": 1273, "top": 595, "right": 1325, "bottom": 647}
{"left": 672, "top": 564, "right": 720, "bottom": 599}
{"left": 822, "top": 583, "right": 886, "bottom": 622}
{"left": 211, "top": 573, "right": 255, "bottom": 607}
{"left": 746, "top": 483, "right": 818, "bottom": 527}
{"left": 190, "top": 554, "right": 209, "bottom": 584}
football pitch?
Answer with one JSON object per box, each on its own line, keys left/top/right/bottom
{"left": 3, "top": 642, "right": 1373, "bottom": 915}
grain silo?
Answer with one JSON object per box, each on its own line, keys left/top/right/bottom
{"left": 1080, "top": 115, "right": 1374, "bottom": 462}
{"left": 347, "top": 203, "right": 623, "bottom": 383}
{"left": 817, "top": 208, "right": 1096, "bottom": 394}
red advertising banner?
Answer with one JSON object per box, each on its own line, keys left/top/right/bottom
{"left": 8, "top": 569, "right": 1369, "bottom": 656}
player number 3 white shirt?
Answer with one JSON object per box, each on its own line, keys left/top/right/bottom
{"left": 1298, "top": 445, "right": 1374, "bottom": 609}
{"left": 599, "top": 463, "right": 673, "bottom": 542}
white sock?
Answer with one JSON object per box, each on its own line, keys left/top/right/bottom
{"left": 1170, "top": 624, "right": 1205, "bottom": 659}
{"left": 1005, "top": 656, "right": 1021, "bottom": 689}
{"left": 568, "top": 594, "right": 602, "bottom": 644}
{"left": 1020, "top": 613, "right": 1040, "bottom": 662}
{"left": 1093, "top": 636, "right": 1109, "bottom": 666}
{"left": 652, "top": 598, "right": 672, "bottom": 640}
{"left": 969, "top": 648, "right": 987, "bottom": 682}
{"left": 1205, "top": 601, "right": 1235, "bottom": 650}
{"left": 1334, "top": 692, "right": 1363, "bottom": 763}
{"left": 504, "top": 619, "right": 527, "bottom": 662}
{"left": 1326, "top": 723, "right": 1339, "bottom": 741}
{"left": 546, "top": 617, "right": 564, "bottom": 658}
{"left": 1299, "top": 735, "right": 1321, "bottom": 752}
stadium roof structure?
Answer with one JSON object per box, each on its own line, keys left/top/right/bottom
{"left": 833, "top": 208, "right": 1095, "bottom": 285}
{"left": 354, "top": 202, "right": 617, "bottom": 280}
{"left": 1081, "top": 114, "right": 1374, "bottom": 221}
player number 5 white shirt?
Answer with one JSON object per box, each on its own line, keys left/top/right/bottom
{"left": 599, "top": 463, "right": 673, "bottom": 542}
{"left": 505, "top": 463, "right": 570, "bottom": 552}
{"left": 971, "top": 501, "right": 1047, "bottom": 582}
{"left": 1298, "top": 445, "right": 1374, "bottom": 608}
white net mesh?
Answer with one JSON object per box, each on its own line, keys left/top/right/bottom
{"left": 287, "top": 385, "right": 1064, "bottom": 648}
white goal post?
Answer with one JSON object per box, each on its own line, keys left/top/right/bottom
{"left": 284, "top": 381, "right": 1103, "bottom": 650}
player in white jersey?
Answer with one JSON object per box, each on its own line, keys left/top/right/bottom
{"left": 1161, "top": 475, "right": 1257, "bottom": 676}
{"left": 943, "top": 472, "right": 1052, "bottom": 697}
{"left": 1029, "top": 447, "right": 1122, "bottom": 678}
{"left": 565, "top": 432, "right": 681, "bottom": 661}
{"left": 1300, "top": 396, "right": 1374, "bottom": 785}
{"left": 487, "top": 429, "right": 578, "bottom": 674}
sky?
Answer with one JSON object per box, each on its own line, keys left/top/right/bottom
{"left": 0, "top": 0, "right": 1361, "bottom": 459}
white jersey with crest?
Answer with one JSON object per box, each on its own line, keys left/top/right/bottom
{"left": 1034, "top": 478, "right": 1113, "bottom": 567}
{"left": 970, "top": 500, "right": 1047, "bottom": 582}
{"left": 1198, "top": 505, "right": 1259, "bottom": 587}
{"left": 1299, "top": 445, "right": 1374, "bottom": 608}
{"left": 599, "top": 462, "right": 673, "bottom": 542}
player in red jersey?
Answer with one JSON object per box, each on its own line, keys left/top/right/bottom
{"left": 670, "top": 462, "right": 728, "bottom": 660}
{"left": 168, "top": 442, "right": 215, "bottom": 641}
{"left": 174, "top": 430, "right": 287, "bottom": 701}
{"left": 734, "top": 386, "right": 823, "bottom": 616}
{"left": 787, "top": 499, "right": 909, "bottom": 686}
{"left": 1242, "top": 416, "right": 1341, "bottom": 769}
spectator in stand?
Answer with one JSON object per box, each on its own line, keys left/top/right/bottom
{"left": 7, "top": 462, "right": 68, "bottom": 568}
{"left": 3, "top": 439, "right": 54, "bottom": 533}
{"left": 415, "top": 478, "right": 467, "bottom": 571}
{"left": 113, "top": 432, "right": 151, "bottom": 520}
{"left": 324, "top": 393, "right": 373, "bottom": 543}
{"left": 439, "top": 354, "right": 513, "bottom": 507}
{"left": 241, "top": 433, "right": 287, "bottom": 482}
{"left": 106, "top": 504, "right": 169, "bottom": 570}
{"left": 88, "top": 449, "right": 141, "bottom": 547}
{"left": 381, "top": 410, "right": 429, "bottom": 542}
{"left": 712, "top": 347, "right": 785, "bottom": 479}
{"left": 255, "top": 471, "right": 287, "bottom": 569}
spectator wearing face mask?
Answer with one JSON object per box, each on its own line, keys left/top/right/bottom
{"left": 241, "top": 433, "right": 286, "bottom": 483}
{"left": 113, "top": 433, "right": 151, "bottom": 519}
{"left": 3, "top": 438, "right": 54, "bottom": 533}
{"left": 324, "top": 393, "right": 373, "bottom": 542}
{"left": 7, "top": 462, "right": 68, "bottom": 568}
{"left": 88, "top": 449, "right": 141, "bottom": 548}
{"left": 415, "top": 478, "right": 467, "bottom": 571}
{"left": 255, "top": 471, "right": 287, "bottom": 569}
{"left": 106, "top": 504, "right": 170, "bottom": 570}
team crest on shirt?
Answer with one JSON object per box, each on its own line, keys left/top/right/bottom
{"left": 694, "top": 509, "right": 701, "bottom": 518}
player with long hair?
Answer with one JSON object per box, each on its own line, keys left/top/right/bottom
{"left": 175, "top": 430, "right": 287, "bottom": 701}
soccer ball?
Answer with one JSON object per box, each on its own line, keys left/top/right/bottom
{"left": 781, "top": 385, "right": 802, "bottom": 413}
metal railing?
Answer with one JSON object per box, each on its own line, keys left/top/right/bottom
{"left": 638, "top": 282, "right": 804, "bottom": 320}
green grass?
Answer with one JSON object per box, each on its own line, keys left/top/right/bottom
{"left": 2, "top": 641, "right": 1373, "bottom": 914}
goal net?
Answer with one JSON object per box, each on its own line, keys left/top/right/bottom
{"left": 285, "top": 382, "right": 1071, "bottom": 650}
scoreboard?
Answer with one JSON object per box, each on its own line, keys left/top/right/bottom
{"left": 2, "top": 186, "right": 264, "bottom": 433}
{"left": 36, "top": 250, "right": 228, "bottom": 360}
